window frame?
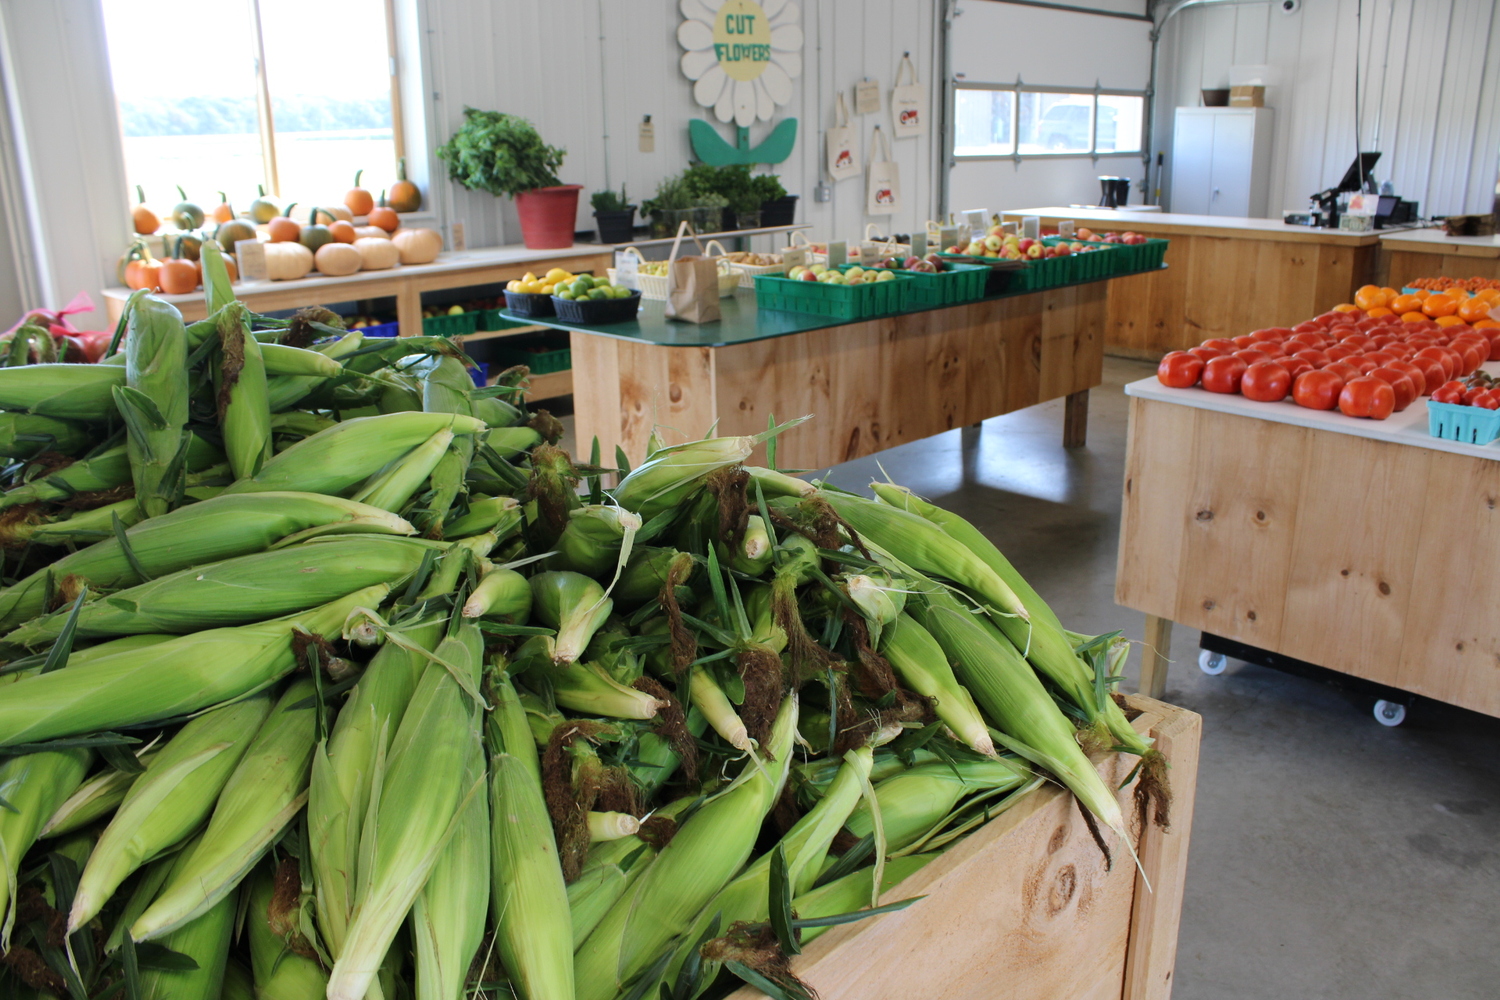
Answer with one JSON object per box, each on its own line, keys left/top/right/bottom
{"left": 951, "top": 81, "right": 1144, "bottom": 162}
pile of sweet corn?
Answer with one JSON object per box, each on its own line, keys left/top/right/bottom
{"left": 0, "top": 241, "right": 1167, "bottom": 1000}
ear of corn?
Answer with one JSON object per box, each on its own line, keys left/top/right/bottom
{"left": 118, "top": 294, "right": 191, "bottom": 517}
{"left": 0, "top": 496, "right": 145, "bottom": 548}
{"left": 486, "top": 671, "right": 540, "bottom": 779}
{"left": 130, "top": 679, "right": 320, "bottom": 941}
{"left": 69, "top": 695, "right": 274, "bottom": 931}
{"left": 199, "top": 240, "right": 236, "bottom": 314}
{"left": 880, "top": 613, "right": 995, "bottom": 757}
{"left": 0, "top": 747, "right": 92, "bottom": 947}
{"left": 443, "top": 495, "right": 522, "bottom": 540}
{"left": 222, "top": 959, "right": 255, "bottom": 1000}
{"left": 615, "top": 546, "right": 694, "bottom": 605}
{"left": 0, "top": 411, "right": 92, "bottom": 458}
{"left": 588, "top": 811, "right": 641, "bottom": 842}
{"left": 529, "top": 570, "right": 613, "bottom": 665}
{"left": 0, "top": 585, "right": 388, "bottom": 748}
{"left": 573, "top": 694, "right": 799, "bottom": 1000}
{"left": 687, "top": 664, "right": 752, "bottom": 752}
{"left": 259, "top": 342, "right": 346, "bottom": 378}
{"left": 247, "top": 864, "right": 328, "bottom": 1000}
{"left": 137, "top": 841, "right": 238, "bottom": 1000}
{"left": 554, "top": 505, "right": 644, "bottom": 578}
{"left": 485, "top": 425, "right": 542, "bottom": 459}
{"left": 38, "top": 747, "right": 158, "bottom": 838}
{"left": 6, "top": 537, "right": 431, "bottom": 647}
{"left": 720, "top": 514, "right": 773, "bottom": 576}
{"left": 0, "top": 362, "right": 125, "bottom": 420}
{"left": 569, "top": 848, "right": 650, "bottom": 949}
{"left": 0, "top": 491, "right": 412, "bottom": 631}
{"left": 415, "top": 531, "right": 495, "bottom": 603}
{"left": 462, "top": 565, "right": 531, "bottom": 620}
{"left": 845, "top": 757, "right": 1029, "bottom": 851}
{"left": 0, "top": 436, "right": 218, "bottom": 512}
{"left": 745, "top": 465, "right": 815, "bottom": 499}
{"left": 792, "top": 853, "right": 938, "bottom": 945}
{"left": 352, "top": 427, "right": 455, "bottom": 512}
{"left": 216, "top": 303, "right": 274, "bottom": 481}
{"left": 550, "top": 661, "right": 664, "bottom": 720}
{"left": 613, "top": 434, "right": 756, "bottom": 521}
{"left": 266, "top": 332, "right": 365, "bottom": 412}
{"left": 325, "top": 624, "right": 484, "bottom": 1000}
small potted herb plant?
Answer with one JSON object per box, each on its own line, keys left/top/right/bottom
{"left": 753, "top": 173, "right": 796, "bottom": 227}
{"left": 437, "top": 107, "right": 579, "bottom": 249}
{"left": 642, "top": 173, "right": 727, "bottom": 239}
{"left": 590, "top": 185, "right": 636, "bottom": 244}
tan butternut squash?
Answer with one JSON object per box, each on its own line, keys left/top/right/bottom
{"left": 353, "top": 225, "right": 390, "bottom": 240}
{"left": 264, "top": 242, "right": 314, "bottom": 280}
{"left": 353, "top": 237, "right": 399, "bottom": 271}
{"left": 391, "top": 228, "right": 442, "bottom": 264}
{"left": 315, "top": 242, "right": 362, "bottom": 276}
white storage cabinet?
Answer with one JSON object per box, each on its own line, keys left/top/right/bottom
{"left": 1170, "top": 107, "right": 1274, "bottom": 218}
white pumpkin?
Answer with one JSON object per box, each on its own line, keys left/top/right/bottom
{"left": 354, "top": 237, "right": 400, "bottom": 271}
{"left": 314, "top": 242, "right": 362, "bottom": 277}
{"left": 392, "top": 228, "right": 442, "bottom": 264}
{"left": 264, "top": 242, "right": 314, "bottom": 280}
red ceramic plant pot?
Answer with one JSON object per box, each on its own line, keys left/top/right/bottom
{"left": 514, "top": 184, "right": 583, "bottom": 249}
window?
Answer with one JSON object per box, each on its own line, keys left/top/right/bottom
{"left": 101, "top": 0, "right": 402, "bottom": 215}
{"left": 952, "top": 84, "right": 1143, "bottom": 159}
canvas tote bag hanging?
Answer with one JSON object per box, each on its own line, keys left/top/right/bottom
{"left": 865, "top": 126, "right": 900, "bottom": 216}
{"left": 664, "top": 221, "right": 721, "bottom": 324}
{"left": 826, "top": 93, "right": 861, "bottom": 181}
{"left": 890, "top": 54, "right": 927, "bottom": 138}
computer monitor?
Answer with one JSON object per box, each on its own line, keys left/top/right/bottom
{"left": 1337, "top": 152, "right": 1381, "bottom": 194}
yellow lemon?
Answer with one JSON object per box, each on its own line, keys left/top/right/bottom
{"left": 522, "top": 271, "right": 537, "bottom": 283}
{"left": 541, "top": 283, "right": 556, "bottom": 294}
{"left": 506, "top": 280, "right": 521, "bottom": 292}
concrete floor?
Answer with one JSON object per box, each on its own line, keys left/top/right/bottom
{"left": 562, "top": 356, "right": 1500, "bottom": 998}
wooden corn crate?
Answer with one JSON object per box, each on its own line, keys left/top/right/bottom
{"left": 729, "top": 694, "right": 1201, "bottom": 1000}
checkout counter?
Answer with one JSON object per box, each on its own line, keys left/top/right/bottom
{"left": 1379, "top": 228, "right": 1500, "bottom": 288}
{"left": 1002, "top": 207, "right": 1380, "bottom": 358}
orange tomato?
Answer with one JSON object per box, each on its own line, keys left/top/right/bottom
{"left": 1476, "top": 288, "right": 1500, "bottom": 302}
{"left": 1422, "top": 293, "right": 1459, "bottom": 317}
{"left": 1400, "top": 311, "right": 1427, "bottom": 323}
{"left": 1412, "top": 288, "right": 1431, "bottom": 300}
{"left": 1366, "top": 306, "right": 1394, "bottom": 318}
{"left": 1457, "top": 297, "right": 1492, "bottom": 322}
{"left": 1332, "top": 303, "right": 1360, "bottom": 313}
{"left": 1434, "top": 315, "right": 1465, "bottom": 327}
{"left": 1353, "top": 285, "right": 1386, "bottom": 310}
{"left": 1475, "top": 319, "right": 1500, "bottom": 329}
{"left": 1389, "top": 293, "right": 1422, "bottom": 314}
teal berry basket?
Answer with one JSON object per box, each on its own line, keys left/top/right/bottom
{"left": 1427, "top": 399, "right": 1500, "bottom": 445}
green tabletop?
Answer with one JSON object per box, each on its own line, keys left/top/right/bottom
{"left": 498, "top": 267, "right": 1152, "bottom": 348}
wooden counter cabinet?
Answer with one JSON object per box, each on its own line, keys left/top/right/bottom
{"left": 1379, "top": 229, "right": 1500, "bottom": 289}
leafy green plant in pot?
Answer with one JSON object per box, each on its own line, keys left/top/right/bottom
{"left": 436, "top": 107, "right": 579, "bottom": 249}
{"left": 590, "top": 185, "right": 636, "bottom": 244}
{"left": 641, "top": 172, "right": 726, "bottom": 238}
{"left": 752, "top": 172, "right": 796, "bottom": 226}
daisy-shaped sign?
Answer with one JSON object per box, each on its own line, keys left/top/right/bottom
{"left": 679, "top": 0, "right": 803, "bottom": 128}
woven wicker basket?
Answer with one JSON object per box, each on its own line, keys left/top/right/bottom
{"left": 608, "top": 246, "right": 669, "bottom": 300}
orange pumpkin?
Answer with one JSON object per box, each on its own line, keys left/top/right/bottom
{"left": 267, "top": 203, "right": 302, "bottom": 242}
{"left": 388, "top": 157, "right": 420, "bottom": 213}
{"left": 368, "top": 192, "right": 399, "bottom": 233}
{"left": 125, "top": 256, "right": 163, "bottom": 291}
{"left": 158, "top": 259, "right": 198, "bottom": 295}
{"left": 328, "top": 220, "right": 357, "bottom": 244}
{"left": 345, "top": 169, "right": 375, "bottom": 216}
{"left": 131, "top": 185, "right": 160, "bottom": 235}
{"left": 211, "top": 192, "right": 235, "bottom": 223}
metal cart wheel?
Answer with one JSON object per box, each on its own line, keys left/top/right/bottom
{"left": 1198, "top": 649, "right": 1227, "bottom": 675}
{"left": 1373, "top": 700, "right": 1407, "bottom": 727}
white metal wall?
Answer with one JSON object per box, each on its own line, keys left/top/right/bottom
{"left": 1155, "top": 0, "right": 1500, "bottom": 217}
{"left": 416, "top": 0, "right": 945, "bottom": 248}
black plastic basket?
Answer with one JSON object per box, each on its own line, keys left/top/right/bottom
{"left": 550, "top": 291, "right": 642, "bottom": 324}
{"left": 503, "top": 290, "right": 556, "bottom": 318}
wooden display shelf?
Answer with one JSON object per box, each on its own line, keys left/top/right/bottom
{"left": 1378, "top": 228, "right": 1500, "bottom": 289}
{"left": 730, "top": 694, "right": 1201, "bottom": 1000}
{"left": 520, "top": 368, "right": 572, "bottom": 401}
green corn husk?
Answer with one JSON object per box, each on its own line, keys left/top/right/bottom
{"left": 0, "top": 491, "right": 413, "bottom": 631}
{"left": 589, "top": 811, "right": 640, "bottom": 841}
{"left": 248, "top": 865, "right": 329, "bottom": 1000}
{"left": 744, "top": 465, "right": 815, "bottom": 499}
{"left": 908, "top": 585, "right": 1125, "bottom": 834}
{"left": 443, "top": 495, "right": 522, "bottom": 540}
{"left": 550, "top": 662, "right": 664, "bottom": 719}
{"left": 880, "top": 614, "right": 996, "bottom": 757}
{"left": 68, "top": 695, "right": 274, "bottom": 931}
{"left": 6, "top": 536, "right": 431, "bottom": 647}
{"left": 616, "top": 546, "right": 694, "bottom": 605}
{"left": 129, "top": 680, "right": 318, "bottom": 941}
{"left": 0, "top": 497, "right": 145, "bottom": 548}
{"left": 462, "top": 565, "right": 531, "bottom": 620}
{"left": 325, "top": 624, "right": 484, "bottom": 1000}
{"left": 687, "top": 664, "right": 752, "bottom": 752}
{"left": 524, "top": 444, "right": 583, "bottom": 548}
{"left": 270, "top": 410, "right": 338, "bottom": 443}
{"left": 0, "top": 748, "right": 92, "bottom": 946}
{"left": 0, "top": 361, "right": 125, "bottom": 420}
{"left": 473, "top": 395, "right": 524, "bottom": 429}
{"left": 552, "top": 504, "right": 643, "bottom": 579}
{"left": 38, "top": 747, "right": 158, "bottom": 838}
{"left": 222, "top": 411, "right": 486, "bottom": 497}
{"left": 415, "top": 356, "right": 479, "bottom": 535}
{"left": 530, "top": 570, "right": 613, "bottom": 665}
{"left": 845, "top": 757, "right": 1030, "bottom": 851}
{"left": 613, "top": 434, "right": 755, "bottom": 522}
{"left": 0, "top": 585, "right": 388, "bottom": 748}
{"left": 573, "top": 695, "right": 799, "bottom": 1000}
{"left": 352, "top": 426, "right": 455, "bottom": 513}
{"left": 817, "top": 489, "right": 1030, "bottom": 622}
{"left": 216, "top": 302, "right": 274, "bottom": 480}
{"left": 116, "top": 294, "right": 191, "bottom": 517}
{"left": 310, "top": 621, "right": 443, "bottom": 961}
{"left": 266, "top": 332, "right": 365, "bottom": 412}
{"left": 222, "top": 959, "right": 255, "bottom": 1000}
{"left": 489, "top": 750, "right": 573, "bottom": 1000}
{"left": 411, "top": 738, "right": 490, "bottom": 1000}
{"left": 726, "top": 513, "right": 774, "bottom": 576}
{"left": 0, "top": 434, "right": 219, "bottom": 513}
{"left": 259, "top": 342, "right": 345, "bottom": 377}
{"left": 485, "top": 425, "right": 542, "bottom": 459}
{"left": 200, "top": 239, "right": 236, "bottom": 314}
{"left": 138, "top": 845, "right": 237, "bottom": 1000}
{"left": 487, "top": 672, "right": 539, "bottom": 777}
{"left": 0, "top": 411, "right": 92, "bottom": 458}
{"left": 569, "top": 846, "right": 651, "bottom": 949}
{"left": 792, "top": 853, "right": 938, "bottom": 944}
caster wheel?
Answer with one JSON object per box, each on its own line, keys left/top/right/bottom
{"left": 1198, "top": 650, "right": 1227, "bottom": 675}
{"left": 1373, "top": 700, "right": 1407, "bottom": 727}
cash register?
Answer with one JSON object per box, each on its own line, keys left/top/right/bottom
{"left": 1284, "top": 152, "right": 1417, "bottom": 229}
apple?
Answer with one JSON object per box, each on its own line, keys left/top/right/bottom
{"left": 1026, "top": 243, "right": 1045, "bottom": 259}
{"left": 1016, "top": 238, "right": 1035, "bottom": 253}
{"left": 924, "top": 254, "right": 945, "bottom": 271}
{"left": 799, "top": 269, "right": 818, "bottom": 281}
{"left": 984, "top": 235, "right": 1002, "bottom": 251}
{"left": 810, "top": 264, "right": 827, "bottom": 275}
{"left": 788, "top": 265, "right": 806, "bottom": 279}
{"left": 964, "top": 241, "right": 984, "bottom": 255}
{"left": 876, "top": 270, "right": 896, "bottom": 281}
{"left": 1076, "top": 227, "right": 1095, "bottom": 240}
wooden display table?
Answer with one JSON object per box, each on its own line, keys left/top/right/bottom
{"left": 1379, "top": 228, "right": 1500, "bottom": 288}
{"left": 1116, "top": 368, "right": 1500, "bottom": 718}
{"left": 1002, "top": 207, "right": 1379, "bottom": 359}
{"left": 504, "top": 273, "right": 1123, "bottom": 471}
{"left": 102, "top": 244, "right": 614, "bottom": 337}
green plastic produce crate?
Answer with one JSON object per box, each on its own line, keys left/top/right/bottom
{"left": 754, "top": 267, "right": 915, "bottom": 320}
{"left": 900, "top": 262, "right": 990, "bottom": 309}
{"left": 422, "top": 310, "right": 480, "bottom": 338}
{"left": 1003, "top": 240, "right": 1115, "bottom": 293}
{"left": 1074, "top": 236, "right": 1170, "bottom": 276}
{"left": 495, "top": 344, "right": 572, "bottom": 375}
{"left": 479, "top": 308, "right": 534, "bottom": 333}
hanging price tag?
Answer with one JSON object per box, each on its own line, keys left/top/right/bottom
{"left": 1058, "top": 220, "right": 1076, "bottom": 239}
{"left": 827, "top": 241, "right": 848, "bottom": 268}
{"left": 234, "top": 240, "right": 267, "bottom": 281}
{"left": 613, "top": 250, "right": 640, "bottom": 290}
{"left": 854, "top": 78, "right": 880, "bottom": 115}
{"left": 911, "top": 232, "right": 928, "bottom": 259}
{"left": 639, "top": 117, "right": 655, "bottom": 153}
{"left": 781, "top": 247, "right": 808, "bottom": 269}
{"left": 450, "top": 220, "right": 467, "bottom": 251}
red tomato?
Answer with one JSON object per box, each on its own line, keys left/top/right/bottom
{"left": 1415, "top": 346, "right": 1457, "bottom": 380}
{"left": 1201, "top": 355, "right": 1248, "bottom": 394}
{"left": 1388, "top": 360, "right": 1429, "bottom": 396}
{"left": 1340, "top": 335, "right": 1372, "bottom": 350}
{"left": 1474, "top": 390, "right": 1500, "bottom": 411}
{"left": 1338, "top": 376, "right": 1395, "bottom": 420}
{"left": 1324, "top": 361, "right": 1363, "bottom": 383}
{"left": 1188, "top": 346, "right": 1225, "bottom": 363}
{"left": 1317, "top": 312, "right": 1348, "bottom": 326}
{"left": 1286, "top": 334, "right": 1324, "bottom": 352}
{"left": 1249, "top": 328, "right": 1285, "bottom": 343}
{"left": 1414, "top": 359, "right": 1449, "bottom": 395}
{"left": 1486, "top": 333, "right": 1500, "bottom": 362}
{"left": 1281, "top": 356, "right": 1314, "bottom": 381}
{"left": 1229, "top": 335, "right": 1253, "bottom": 349}
{"left": 1325, "top": 345, "right": 1359, "bottom": 362}
{"left": 1363, "top": 350, "right": 1397, "bottom": 366}
{"left": 1350, "top": 356, "right": 1380, "bottom": 375}
{"left": 1456, "top": 343, "right": 1485, "bottom": 375}
{"left": 1241, "top": 361, "right": 1292, "bottom": 402}
{"left": 1201, "top": 338, "right": 1237, "bottom": 352}
{"left": 1293, "top": 369, "right": 1344, "bottom": 410}
{"left": 1369, "top": 367, "right": 1416, "bottom": 412}
{"left": 1157, "top": 351, "right": 1204, "bottom": 388}
{"left": 1258, "top": 341, "right": 1288, "bottom": 358}
{"left": 1431, "top": 380, "right": 1466, "bottom": 404}
{"left": 1292, "top": 321, "right": 1326, "bottom": 335}
{"left": 1233, "top": 348, "right": 1271, "bottom": 366}
{"left": 1355, "top": 318, "right": 1384, "bottom": 333}
{"left": 1462, "top": 386, "right": 1485, "bottom": 405}
{"left": 1294, "top": 348, "right": 1331, "bottom": 368}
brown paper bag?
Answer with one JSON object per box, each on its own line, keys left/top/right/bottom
{"left": 664, "top": 222, "right": 721, "bottom": 324}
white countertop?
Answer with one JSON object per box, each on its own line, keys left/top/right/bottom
{"left": 1002, "top": 207, "right": 1381, "bottom": 244}
{"left": 1377, "top": 227, "right": 1500, "bottom": 256}
{"left": 1124, "top": 363, "right": 1500, "bottom": 462}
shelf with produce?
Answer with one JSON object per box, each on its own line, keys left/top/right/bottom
{"left": 603, "top": 222, "right": 811, "bottom": 250}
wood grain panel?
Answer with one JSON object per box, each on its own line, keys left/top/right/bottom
{"left": 1384, "top": 249, "right": 1500, "bottom": 289}
{"left": 1115, "top": 398, "right": 1198, "bottom": 620}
